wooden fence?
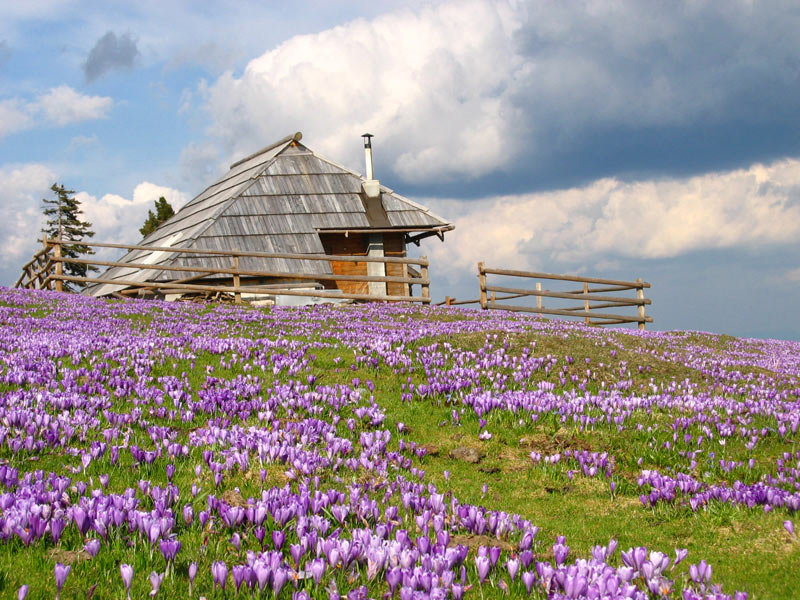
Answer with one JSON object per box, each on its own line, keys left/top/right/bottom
{"left": 437, "top": 263, "right": 652, "bottom": 329}
{"left": 15, "top": 237, "right": 431, "bottom": 304}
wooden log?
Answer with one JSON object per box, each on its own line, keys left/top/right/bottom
{"left": 480, "top": 266, "right": 650, "bottom": 288}
{"left": 420, "top": 256, "right": 430, "bottom": 302}
{"left": 563, "top": 284, "right": 636, "bottom": 295}
{"left": 584, "top": 281, "right": 590, "bottom": 325}
{"left": 232, "top": 251, "right": 241, "bottom": 305}
{"left": 483, "top": 284, "right": 651, "bottom": 305}
{"left": 487, "top": 302, "right": 653, "bottom": 323}
{"left": 45, "top": 238, "right": 429, "bottom": 266}
{"left": 55, "top": 274, "right": 430, "bottom": 303}
{"left": 588, "top": 317, "right": 642, "bottom": 325}
{"left": 53, "top": 256, "right": 428, "bottom": 285}
{"left": 478, "top": 262, "right": 487, "bottom": 310}
{"left": 53, "top": 241, "right": 63, "bottom": 293}
{"left": 561, "top": 301, "right": 645, "bottom": 311}
{"left": 446, "top": 298, "right": 481, "bottom": 306}
{"left": 636, "top": 278, "right": 647, "bottom": 331}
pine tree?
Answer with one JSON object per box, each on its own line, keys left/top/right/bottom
{"left": 139, "top": 196, "right": 175, "bottom": 237}
{"left": 41, "top": 183, "right": 97, "bottom": 292}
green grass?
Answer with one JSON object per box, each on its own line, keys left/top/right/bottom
{"left": 0, "top": 298, "right": 798, "bottom": 599}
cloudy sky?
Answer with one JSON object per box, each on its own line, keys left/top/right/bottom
{"left": 2, "top": 0, "right": 799, "bottom": 340}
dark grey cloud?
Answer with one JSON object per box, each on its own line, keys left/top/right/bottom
{"left": 497, "top": 0, "right": 800, "bottom": 193}
{"left": 83, "top": 31, "right": 138, "bottom": 82}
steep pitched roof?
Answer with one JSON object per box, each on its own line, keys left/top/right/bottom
{"left": 88, "top": 133, "right": 452, "bottom": 297}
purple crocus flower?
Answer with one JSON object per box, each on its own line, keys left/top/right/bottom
{"left": 149, "top": 572, "right": 163, "bottom": 597}
{"left": 160, "top": 538, "right": 181, "bottom": 564}
{"left": 120, "top": 564, "right": 133, "bottom": 600}
{"left": 188, "top": 562, "right": 198, "bottom": 596}
{"left": 475, "top": 555, "right": 491, "bottom": 583}
{"left": 84, "top": 539, "right": 101, "bottom": 558}
{"left": 689, "top": 560, "right": 712, "bottom": 585}
{"left": 272, "top": 567, "right": 288, "bottom": 596}
{"left": 310, "top": 558, "right": 326, "bottom": 585}
{"left": 272, "top": 529, "right": 286, "bottom": 550}
{"left": 521, "top": 571, "right": 535, "bottom": 594}
{"left": 386, "top": 566, "right": 401, "bottom": 592}
{"left": 54, "top": 563, "right": 70, "bottom": 600}
{"left": 673, "top": 548, "right": 689, "bottom": 568}
{"left": 784, "top": 520, "right": 795, "bottom": 536}
{"left": 17, "top": 585, "right": 28, "bottom": 600}
{"left": 211, "top": 561, "right": 228, "bottom": 590}
{"left": 232, "top": 565, "right": 248, "bottom": 593}
{"left": 506, "top": 557, "right": 520, "bottom": 581}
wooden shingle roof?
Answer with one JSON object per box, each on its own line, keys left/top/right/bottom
{"left": 88, "top": 132, "right": 452, "bottom": 297}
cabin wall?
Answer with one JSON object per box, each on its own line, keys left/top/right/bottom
{"left": 383, "top": 233, "right": 408, "bottom": 297}
{"left": 319, "top": 232, "right": 408, "bottom": 297}
{"left": 319, "top": 233, "right": 369, "bottom": 295}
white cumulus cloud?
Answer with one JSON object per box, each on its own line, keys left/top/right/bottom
{"left": 33, "top": 85, "right": 113, "bottom": 126}
{"left": 0, "top": 86, "right": 112, "bottom": 138}
{"left": 0, "top": 174, "right": 188, "bottom": 286}
{"left": 426, "top": 157, "right": 800, "bottom": 279}
{"left": 0, "top": 163, "right": 58, "bottom": 267}
{"left": 78, "top": 182, "right": 188, "bottom": 248}
{"left": 202, "top": 0, "right": 521, "bottom": 181}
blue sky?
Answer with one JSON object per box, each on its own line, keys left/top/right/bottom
{"left": 1, "top": 0, "right": 799, "bottom": 340}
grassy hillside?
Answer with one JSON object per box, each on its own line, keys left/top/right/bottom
{"left": 0, "top": 288, "right": 798, "bottom": 599}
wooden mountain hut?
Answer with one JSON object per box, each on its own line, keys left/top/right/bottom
{"left": 87, "top": 132, "right": 453, "bottom": 301}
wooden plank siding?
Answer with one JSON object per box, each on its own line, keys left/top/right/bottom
{"left": 383, "top": 233, "right": 408, "bottom": 297}
{"left": 320, "top": 233, "right": 369, "bottom": 295}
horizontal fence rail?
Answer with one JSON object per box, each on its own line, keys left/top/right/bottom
{"left": 442, "top": 263, "right": 652, "bottom": 329}
{"left": 16, "top": 238, "right": 431, "bottom": 304}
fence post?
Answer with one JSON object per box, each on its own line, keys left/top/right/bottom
{"left": 53, "top": 239, "right": 63, "bottom": 293}
{"left": 232, "top": 249, "right": 241, "bottom": 304}
{"left": 536, "top": 282, "right": 542, "bottom": 310}
{"left": 478, "top": 262, "right": 487, "bottom": 309}
{"left": 583, "top": 281, "right": 589, "bottom": 324}
{"left": 636, "top": 278, "right": 646, "bottom": 331}
{"left": 420, "top": 256, "right": 430, "bottom": 303}
{"left": 445, "top": 296, "right": 452, "bottom": 306}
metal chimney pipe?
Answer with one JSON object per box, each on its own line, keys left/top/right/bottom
{"left": 362, "top": 133, "right": 374, "bottom": 180}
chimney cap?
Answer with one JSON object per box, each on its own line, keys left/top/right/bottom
{"left": 362, "top": 133, "right": 374, "bottom": 147}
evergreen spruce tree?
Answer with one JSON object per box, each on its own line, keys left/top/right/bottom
{"left": 41, "top": 183, "right": 97, "bottom": 292}
{"left": 139, "top": 196, "right": 175, "bottom": 237}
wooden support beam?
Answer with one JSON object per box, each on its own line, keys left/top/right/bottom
{"left": 483, "top": 284, "right": 651, "bottom": 305}
{"left": 480, "top": 266, "right": 650, "bottom": 288}
{"left": 53, "top": 241, "right": 62, "bottom": 293}
{"left": 486, "top": 301, "right": 653, "bottom": 323}
{"left": 420, "top": 256, "right": 430, "bottom": 302}
{"left": 478, "top": 262, "right": 487, "bottom": 310}
{"left": 53, "top": 256, "right": 427, "bottom": 286}
{"left": 45, "top": 238, "right": 429, "bottom": 266}
{"left": 637, "top": 278, "right": 647, "bottom": 331}
{"left": 54, "top": 274, "right": 431, "bottom": 304}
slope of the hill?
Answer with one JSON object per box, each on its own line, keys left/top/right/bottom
{"left": 0, "top": 287, "right": 798, "bottom": 599}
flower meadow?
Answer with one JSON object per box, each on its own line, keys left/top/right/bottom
{"left": 0, "top": 288, "right": 798, "bottom": 599}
